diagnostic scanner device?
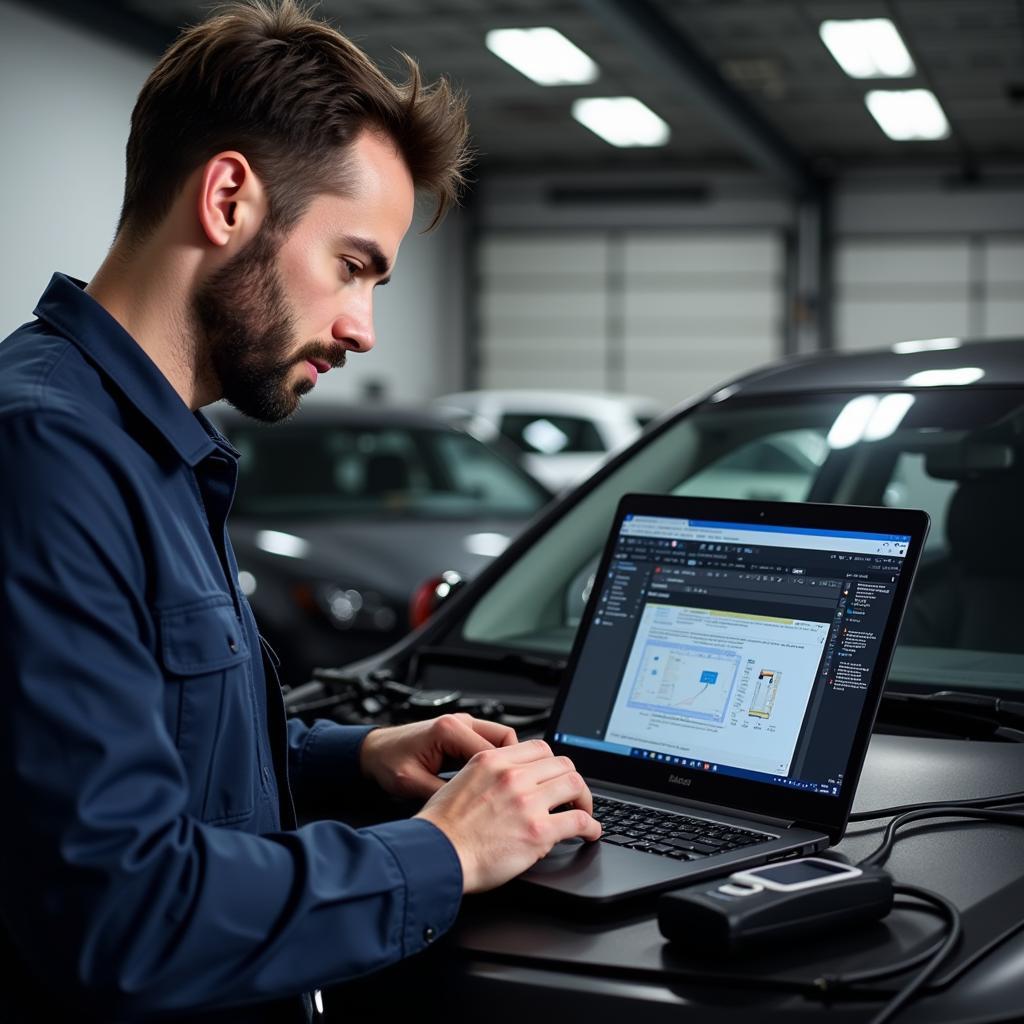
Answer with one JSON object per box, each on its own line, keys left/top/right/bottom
{"left": 658, "top": 857, "right": 893, "bottom": 954}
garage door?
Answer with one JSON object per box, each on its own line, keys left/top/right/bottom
{"left": 477, "top": 230, "right": 785, "bottom": 407}
{"left": 836, "top": 236, "right": 1024, "bottom": 350}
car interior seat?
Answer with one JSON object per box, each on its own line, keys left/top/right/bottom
{"left": 898, "top": 443, "right": 1024, "bottom": 654}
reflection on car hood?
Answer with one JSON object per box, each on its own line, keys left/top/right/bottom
{"left": 229, "top": 516, "right": 526, "bottom": 597}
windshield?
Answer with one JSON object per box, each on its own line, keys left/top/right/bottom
{"left": 231, "top": 423, "right": 549, "bottom": 520}
{"left": 459, "top": 388, "right": 1024, "bottom": 694}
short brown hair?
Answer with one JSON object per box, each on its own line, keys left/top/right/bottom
{"left": 118, "top": 0, "right": 470, "bottom": 240}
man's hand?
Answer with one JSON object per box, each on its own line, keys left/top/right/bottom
{"left": 358, "top": 713, "right": 517, "bottom": 801}
{"left": 416, "top": 738, "right": 602, "bottom": 894}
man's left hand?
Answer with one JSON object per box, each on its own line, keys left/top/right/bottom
{"left": 358, "top": 713, "right": 518, "bottom": 801}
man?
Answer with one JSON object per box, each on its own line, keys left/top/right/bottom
{"left": 0, "top": 3, "right": 600, "bottom": 1020}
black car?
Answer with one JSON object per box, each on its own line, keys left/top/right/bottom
{"left": 303, "top": 338, "right": 1024, "bottom": 1022}
{"left": 336, "top": 339, "right": 1024, "bottom": 680}
{"left": 216, "top": 405, "right": 552, "bottom": 686}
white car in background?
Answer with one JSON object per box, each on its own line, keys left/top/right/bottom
{"left": 433, "top": 389, "right": 661, "bottom": 491}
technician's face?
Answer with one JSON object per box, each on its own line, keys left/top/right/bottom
{"left": 195, "top": 131, "right": 415, "bottom": 422}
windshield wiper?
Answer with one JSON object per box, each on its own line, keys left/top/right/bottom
{"left": 880, "top": 689, "right": 1024, "bottom": 741}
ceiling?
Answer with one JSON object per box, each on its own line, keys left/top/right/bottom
{"left": 26, "top": 0, "right": 1024, "bottom": 183}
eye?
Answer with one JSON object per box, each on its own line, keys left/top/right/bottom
{"left": 339, "top": 257, "right": 361, "bottom": 279}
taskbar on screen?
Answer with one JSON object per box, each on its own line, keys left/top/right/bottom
{"left": 553, "top": 731, "right": 840, "bottom": 797}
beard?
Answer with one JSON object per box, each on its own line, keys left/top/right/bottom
{"left": 193, "top": 226, "right": 344, "bottom": 423}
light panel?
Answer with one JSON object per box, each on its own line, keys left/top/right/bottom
{"left": 865, "top": 89, "right": 950, "bottom": 141}
{"left": 485, "top": 27, "right": 599, "bottom": 86}
{"left": 819, "top": 18, "right": 915, "bottom": 79}
{"left": 571, "top": 97, "right": 670, "bottom": 148}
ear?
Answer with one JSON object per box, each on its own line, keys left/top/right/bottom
{"left": 196, "top": 151, "right": 267, "bottom": 249}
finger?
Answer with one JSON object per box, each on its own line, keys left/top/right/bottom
{"left": 464, "top": 717, "right": 518, "bottom": 748}
{"left": 505, "top": 754, "right": 579, "bottom": 789}
{"left": 538, "top": 770, "right": 595, "bottom": 817}
{"left": 550, "top": 806, "right": 603, "bottom": 844}
{"left": 432, "top": 715, "right": 499, "bottom": 760}
{"left": 400, "top": 770, "right": 445, "bottom": 799}
{"left": 468, "top": 737, "right": 553, "bottom": 767}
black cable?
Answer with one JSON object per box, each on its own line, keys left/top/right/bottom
{"left": 859, "top": 885, "right": 961, "bottom": 1024}
{"left": 817, "top": 896, "right": 951, "bottom": 988}
{"left": 475, "top": 894, "right": 952, "bottom": 1000}
{"left": 850, "top": 791, "right": 1024, "bottom": 822}
{"left": 847, "top": 794, "right": 1024, "bottom": 1001}
{"left": 857, "top": 807, "right": 1024, "bottom": 869}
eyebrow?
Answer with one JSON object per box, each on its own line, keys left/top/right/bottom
{"left": 339, "top": 234, "right": 391, "bottom": 283}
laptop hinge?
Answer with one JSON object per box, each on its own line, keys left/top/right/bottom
{"left": 594, "top": 779, "right": 796, "bottom": 831}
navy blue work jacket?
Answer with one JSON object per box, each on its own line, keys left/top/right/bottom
{"left": 0, "top": 274, "right": 462, "bottom": 1021}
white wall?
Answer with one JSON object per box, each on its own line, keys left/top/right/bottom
{"left": 0, "top": 0, "right": 464, "bottom": 402}
{"left": 307, "top": 210, "right": 466, "bottom": 405}
{"left": 0, "top": 1, "right": 151, "bottom": 333}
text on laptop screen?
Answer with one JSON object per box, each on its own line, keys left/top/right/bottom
{"left": 553, "top": 514, "right": 912, "bottom": 797}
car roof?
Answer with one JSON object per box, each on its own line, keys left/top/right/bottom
{"left": 720, "top": 337, "right": 1024, "bottom": 399}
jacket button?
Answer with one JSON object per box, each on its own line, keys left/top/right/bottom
{"left": 227, "top": 637, "right": 239, "bottom": 652}
{"left": 423, "top": 925, "right": 436, "bottom": 944}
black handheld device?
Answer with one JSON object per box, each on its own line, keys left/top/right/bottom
{"left": 658, "top": 857, "right": 893, "bottom": 954}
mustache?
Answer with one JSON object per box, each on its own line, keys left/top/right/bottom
{"left": 295, "top": 341, "right": 347, "bottom": 370}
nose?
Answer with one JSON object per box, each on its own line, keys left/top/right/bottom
{"left": 332, "top": 292, "right": 375, "bottom": 353}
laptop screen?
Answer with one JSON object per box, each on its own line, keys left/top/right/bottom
{"left": 552, "top": 510, "right": 913, "bottom": 799}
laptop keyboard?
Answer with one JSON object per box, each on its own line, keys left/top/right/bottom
{"left": 591, "top": 796, "right": 773, "bottom": 860}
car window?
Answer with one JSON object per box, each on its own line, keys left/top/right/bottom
{"left": 458, "top": 389, "right": 1024, "bottom": 693}
{"left": 499, "top": 413, "right": 605, "bottom": 455}
{"left": 882, "top": 453, "right": 957, "bottom": 553}
{"left": 433, "top": 433, "right": 547, "bottom": 513}
{"left": 231, "top": 424, "right": 548, "bottom": 519}
{"left": 673, "top": 429, "right": 828, "bottom": 503}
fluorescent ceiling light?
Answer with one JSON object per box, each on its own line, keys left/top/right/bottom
{"left": 865, "top": 89, "right": 950, "bottom": 141}
{"left": 819, "top": 19, "right": 915, "bottom": 79}
{"left": 891, "top": 337, "right": 961, "bottom": 354}
{"left": 485, "top": 27, "right": 599, "bottom": 86}
{"left": 572, "top": 97, "right": 670, "bottom": 147}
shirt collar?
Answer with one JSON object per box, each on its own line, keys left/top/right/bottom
{"left": 34, "top": 273, "right": 226, "bottom": 467}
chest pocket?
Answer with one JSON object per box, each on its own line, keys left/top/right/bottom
{"left": 158, "top": 596, "right": 263, "bottom": 826}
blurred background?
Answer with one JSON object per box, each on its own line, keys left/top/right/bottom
{"left": 3, "top": 0, "right": 1023, "bottom": 674}
{"left": 3, "top": 0, "right": 1023, "bottom": 408}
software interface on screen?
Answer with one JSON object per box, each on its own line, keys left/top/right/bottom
{"left": 553, "top": 514, "right": 911, "bottom": 797}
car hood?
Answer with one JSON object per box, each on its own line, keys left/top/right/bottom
{"left": 229, "top": 516, "right": 527, "bottom": 597}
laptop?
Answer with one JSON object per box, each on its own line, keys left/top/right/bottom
{"left": 521, "top": 493, "right": 929, "bottom": 902}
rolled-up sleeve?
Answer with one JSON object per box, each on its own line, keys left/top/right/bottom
{"left": 0, "top": 409, "right": 462, "bottom": 1018}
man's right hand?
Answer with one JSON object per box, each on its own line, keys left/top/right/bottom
{"left": 415, "top": 738, "right": 602, "bottom": 894}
